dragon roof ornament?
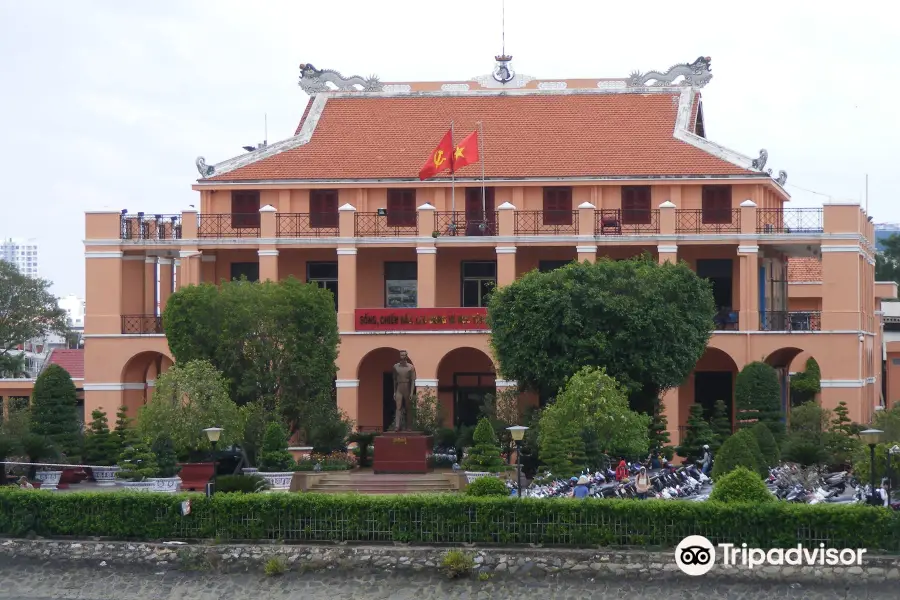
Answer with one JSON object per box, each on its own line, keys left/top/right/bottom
{"left": 298, "top": 63, "right": 382, "bottom": 95}
{"left": 628, "top": 57, "right": 713, "bottom": 88}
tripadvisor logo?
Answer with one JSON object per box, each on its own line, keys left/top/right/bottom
{"left": 674, "top": 535, "right": 867, "bottom": 576}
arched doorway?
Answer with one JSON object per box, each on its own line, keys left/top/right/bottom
{"left": 120, "top": 351, "right": 171, "bottom": 417}
{"left": 764, "top": 347, "right": 806, "bottom": 417}
{"left": 356, "top": 347, "right": 406, "bottom": 431}
{"left": 436, "top": 347, "right": 496, "bottom": 428}
{"left": 690, "top": 347, "right": 739, "bottom": 429}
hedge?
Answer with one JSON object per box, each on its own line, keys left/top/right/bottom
{"left": 2, "top": 488, "right": 900, "bottom": 551}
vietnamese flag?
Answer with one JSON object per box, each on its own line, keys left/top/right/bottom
{"left": 452, "top": 131, "right": 479, "bottom": 171}
{"left": 418, "top": 129, "right": 453, "bottom": 180}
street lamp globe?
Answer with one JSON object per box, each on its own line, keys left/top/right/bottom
{"left": 859, "top": 428, "right": 883, "bottom": 447}
{"left": 506, "top": 425, "right": 529, "bottom": 442}
{"left": 203, "top": 427, "right": 224, "bottom": 444}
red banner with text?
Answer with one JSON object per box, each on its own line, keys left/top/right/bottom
{"left": 354, "top": 308, "right": 489, "bottom": 331}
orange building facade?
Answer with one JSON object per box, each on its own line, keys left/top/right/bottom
{"left": 79, "top": 57, "right": 894, "bottom": 444}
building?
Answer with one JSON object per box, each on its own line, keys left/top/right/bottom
{"left": 81, "top": 55, "right": 894, "bottom": 444}
{"left": 1, "top": 237, "right": 39, "bottom": 278}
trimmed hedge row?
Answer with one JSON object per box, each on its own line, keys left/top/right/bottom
{"left": 2, "top": 488, "right": 900, "bottom": 551}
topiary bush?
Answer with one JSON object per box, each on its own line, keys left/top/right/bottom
{"left": 258, "top": 422, "right": 294, "bottom": 472}
{"left": 750, "top": 422, "right": 780, "bottom": 468}
{"left": 735, "top": 361, "right": 784, "bottom": 439}
{"left": 30, "top": 364, "right": 81, "bottom": 460}
{"left": 151, "top": 433, "right": 180, "bottom": 478}
{"left": 83, "top": 409, "right": 119, "bottom": 467}
{"left": 462, "top": 418, "right": 506, "bottom": 473}
{"left": 465, "top": 476, "right": 509, "bottom": 497}
{"left": 711, "top": 429, "right": 766, "bottom": 480}
{"left": 708, "top": 466, "right": 774, "bottom": 504}
{"left": 117, "top": 439, "right": 158, "bottom": 481}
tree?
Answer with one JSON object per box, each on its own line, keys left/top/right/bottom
{"left": 711, "top": 429, "right": 766, "bottom": 479}
{"left": 258, "top": 422, "right": 294, "bottom": 472}
{"left": 538, "top": 367, "right": 650, "bottom": 471}
{"left": 117, "top": 439, "right": 158, "bottom": 481}
{"left": 408, "top": 387, "right": 442, "bottom": 435}
{"left": 151, "top": 433, "right": 180, "bottom": 478}
{"left": 647, "top": 404, "right": 673, "bottom": 459}
{"left": 306, "top": 397, "right": 352, "bottom": 454}
{"left": 735, "top": 361, "right": 784, "bottom": 439}
{"left": 780, "top": 401, "right": 832, "bottom": 467}
{"left": 114, "top": 405, "right": 133, "bottom": 450}
{"left": 0, "top": 261, "right": 68, "bottom": 371}
{"left": 0, "top": 353, "right": 27, "bottom": 378}
{"left": 462, "top": 418, "right": 506, "bottom": 473}
{"left": 708, "top": 467, "right": 774, "bottom": 504}
{"left": 790, "top": 358, "right": 821, "bottom": 407}
{"left": 674, "top": 403, "right": 716, "bottom": 463}
{"left": 875, "top": 233, "right": 900, "bottom": 290}
{"left": 83, "top": 409, "right": 119, "bottom": 466}
{"left": 831, "top": 401, "right": 855, "bottom": 436}
{"left": 30, "top": 364, "right": 80, "bottom": 459}
{"left": 139, "top": 360, "right": 245, "bottom": 459}
{"left": 163, "top": 277, "right": 339, "bottom": 433}
{"left": 487, "top": 257, "right": 716, "bottom": 412}
{"left": 709, "top": 400, "right": 732, "bottom": 452}
{"left": 750, "top": 422, "right": 780, "bottom": 468}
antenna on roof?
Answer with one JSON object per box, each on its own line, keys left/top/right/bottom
{"left": 501, "top": 0, "right": 505, "bottom": 58}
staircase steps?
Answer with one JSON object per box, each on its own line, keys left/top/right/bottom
{"left": 308, "top": 473, "right": 455, "bottom": 495}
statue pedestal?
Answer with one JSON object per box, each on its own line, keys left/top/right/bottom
{"left": 373, "top": 431, "right": 433, "bottom": 474}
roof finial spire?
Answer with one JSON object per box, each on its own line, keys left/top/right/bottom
{"left": 501, "top": 0, "right": 505, "bottom": 58}
{"left": 492, "top": 0, "right": 514, "bottom": 83}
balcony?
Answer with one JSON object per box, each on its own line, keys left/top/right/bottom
{"left": 675, "top": 209, "right": 741, "bottom": 234}
{"left": 120, "top": 214, "right": 182, "bottom": 240}
{"left": 756, "top": 208, "right": 824, "bottom": 234}
{"left": 514, "top": 210, "right": 578, "bottom": 235}
{"left": 595, "top": 209, "right": 660, "bottom": 235}
{"left": 355, "top": 212, "right": 418, "bottom": 237}
{"left": 276, "top": 213, "right": 339, "bottom": 237}
{"left": 759, "top": 311, "right": 822, "bottom": 332}
{"left": 713, "top": 311, "right": 739, "bottom": 330}
{"left": 198, "top": 213, "right": 260, "bottom": 238}
{"left": 121, "top": 315, "right": 163, "bottom": 335}
{"left": 434, "top": 212, "right": 497, "bottom": 236}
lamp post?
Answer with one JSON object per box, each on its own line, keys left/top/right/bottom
{"left": 506, "top": 425, "right": 529, "bottom": 498}
{"left": 888, "top": 445, "right": 900, "bottom": 505}
{"left": 203, "top": 427, "right": 224, "bottom": 495}
{"left": 859, "top": 428, "right": 883, "bottom": 505}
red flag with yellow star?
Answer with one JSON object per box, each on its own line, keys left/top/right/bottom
{"left": 418, "top": 130, "right": 453, "bottom": 180}
{"left": 452, "top": 131, "right": 479, "bottom": 171}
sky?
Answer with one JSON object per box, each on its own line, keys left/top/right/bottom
{"left": 1, "top": 0, "right": 898, "bottom": 297}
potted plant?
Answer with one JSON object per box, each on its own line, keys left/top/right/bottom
{"left": 462, "top": 418, "right": 505, "bottom": 483}
{"left": 149, "top": 433, "right": 182, "bottom": 493}
{"left": 257, "top": 422, "right": 295, "bottom": 491}
{"left": 83, "top": 409, "right": 120, "bottom": 485}
{"left": 21, "top": 434, "right": 60, "bottom": 490}
{"left": 115, "top": 438, "right": 158, "bottom": 492}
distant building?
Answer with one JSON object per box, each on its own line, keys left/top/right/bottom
{"left": 0, "top": 238, "right": 39, "bottom": 278}
{"left": 875, "top": 224, "right": 900, "bottom": 252}
{"left": 58, "top": 294, "right": 86, "bottom": 331}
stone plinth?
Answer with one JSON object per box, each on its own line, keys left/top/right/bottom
{"left": 373, "top": 431, "right": 433, "bottom": 474}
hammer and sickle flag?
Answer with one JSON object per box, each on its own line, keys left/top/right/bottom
{"left": 418, "top": 129, "right": 454, "bottom": 180}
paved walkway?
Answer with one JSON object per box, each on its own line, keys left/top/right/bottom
{"left": 0, "top": 561, "right": 893, "bottom": 599}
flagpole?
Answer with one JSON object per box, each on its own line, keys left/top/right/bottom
{"left": 478, "top": 121, "right": 486, "bottom": 219}
{"left": 450, "top": 121, "right": 456, "bottom": 216}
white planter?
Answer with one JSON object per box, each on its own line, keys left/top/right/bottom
{"left": 36, "top": 470, "right": 63, "bottom": 490}
{"left": 259, "top": 471, "right": 293, "bottom": 491}
{"left": 149, "top": 477, "right": 182, "bottom": 494}
{"left": 118, "top": 481, "right": 155, "bottom": 492}
{"left": 91, "top": 466, "right": 120, "bottom": 486}
{"left": 465, "top": 471, "right": 494, "bottom": 484}
{"left": 241, "top": 468, "right": 259, "bottom": 475}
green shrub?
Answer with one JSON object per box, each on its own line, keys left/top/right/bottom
{"left": 117, "top": 440, "right": 158, "bottom": 481}
{"left": 2, "top": 488, "right": 900, "bottom": 551}
{"left": 441, "top": 549, "right": 474, "bottom": 578}
{"left": 749, "top": 422, "right": 780, "bottom": 468}
{"left": 465, "top": 476, "right": 509, "bottom": 497}
{"left": 462, "top": 419, "right": 505, "bottom": 473}
{"left": 215, "top": 474, "right": 268, "bottom": 494}
{"left": 348, "top": 432, "right": 376, "bottom": 468}
{"left": 258, "top": 423, "right": 294, "bottom": 472}
{"left": 708, "top": 467, "right": 774, "bottom": 504}
{"left": 711, "top": 429, "right": 766, "bottom": 479}
{"left": 735, "top": 361, "right": 784, "bottom": 439}
{"left": 30, "top": 364, "right": 81, "bottom": 460}
{"left": 151, "top": 434, "right": 180, "bottom": 478}
{"left": 83, "top": 410, "right": 119, "bottom": 467}
{"left": 264, "top": 556, "right": 286, "bottom": 576}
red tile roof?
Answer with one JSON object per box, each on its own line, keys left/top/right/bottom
{"left": 209, "top": 93, "right": 758, "bottom": 181}
{"left": 787, "top": 258, "right": 822, "bottom": 283}
{"left": 46, "top": 349, "right": 84, "bottom": 380}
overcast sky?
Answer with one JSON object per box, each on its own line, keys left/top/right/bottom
{"left": 1, "top": 1, "right": 897, "bottom": 297}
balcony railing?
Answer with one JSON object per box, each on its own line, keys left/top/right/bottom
{"left": 713, "top": 311, "right": 739, "bottom": 330}
{"left": 121, "top": 315, "right": 163, "bottom": 335}
{"left": 514, "top": 210, "right": 578, "bottom": 235}
{"left": 434, "top": 212, "right": 498, "bottom": 236}
{"left": 759, "top": 311, "right": 822, "bottom": 332}
{"left": 198, "top": 213, "right": 261, "bottom": 238}
{"left": 756, "top": 208, "right": 824, "bottom": 234}
{"left": 120, "top": 214, "right": 182, "bottom": 240}
{"left": 675, "top": 209, "right": 741, "bottom": 234}
{"left": 355, "top": 212, "right": 418, "bottom": 236}
{"left": 595, "top": 209, "right": 660, "bottom": 235}
{"left": 276, "top": 213, "right": 339, "bottom": 237}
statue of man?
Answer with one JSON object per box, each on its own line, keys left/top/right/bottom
{"left": 392, "top": 350, "right": 416, "bottom": 431}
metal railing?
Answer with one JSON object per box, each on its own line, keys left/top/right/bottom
{"left": 675, "top": 209, "right": 741, "bottom": 234}
{"left": 713, "top": 311, "right": 740, "bottom": 330}
{"left": 120, "top": 214, "right": 182, "bottom": 240}
{"left": 434, "top": 212, "right": 498, "bottom": 236}
{"left": 756, "top": 208, "right": 824, "bottom": 234}
{"left": 595, "top": 209, "right": 661, "bottom": 235}
{"left": 514, "top": 210, "right": 579, "bottom": 235}
{"left": 355, "top": 212, "right": 418, "bottom": 236}
{"left": 121, "top": 315, "right": 164, "bottom": 335}
{"left": 198, "top": 213, "right": 261, "bottom": 238}
{"left": 759, "top": 311, "right": 822, "bottom": 332}
{"left": 276, "top": 213, "right": 339, "bottom": 237}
